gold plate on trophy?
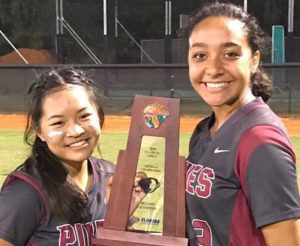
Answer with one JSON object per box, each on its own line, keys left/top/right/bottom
{"left": 129, "top": 136, "right": 165, "bottom": 234}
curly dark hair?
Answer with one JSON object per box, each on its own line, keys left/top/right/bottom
{"left": 181, "top": 2, "right": 273, "bottom": 102}
{"left": 24, "top": 68, "right": 104, "bottom": 223}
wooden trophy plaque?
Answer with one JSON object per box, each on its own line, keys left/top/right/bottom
{"left": 93, "top": 95, "right": 187, "bottom": 246}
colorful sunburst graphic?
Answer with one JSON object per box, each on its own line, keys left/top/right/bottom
{"left": 143, "top": 104, "right": 170, "bottom": 128}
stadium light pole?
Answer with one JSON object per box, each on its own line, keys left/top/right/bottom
{"left": 165, "top": 0, "right": 172, "bottom": 64}
{"left": 244, "top": 0, "right": 247, "bottom": 12}
{"left": 103, "top": 0, "right": 117, "bottom": 63}
{"left": 288, "top": 0, "right": 294, "bottom": 34}
{"left": 55, "top": 0, "right": 65, "bottom": 63}
{"left": 115, "top": 0, "right": 118, "bottom": 38}
{"left": 287, "top": 0, "right": 294, "bottom": 107}
{"left": 287, "top": 0, "right": 294, "bottom": 62}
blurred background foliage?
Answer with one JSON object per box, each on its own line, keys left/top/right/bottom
{"left": 0, "top": 0, "right": 299, "bottom": 63}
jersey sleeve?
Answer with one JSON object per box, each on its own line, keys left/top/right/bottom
{"left": 236, "top": 125, "right": 300, "bottom": 228}
{"left": 0, "top": 179, "right": 42, "bottom": 245}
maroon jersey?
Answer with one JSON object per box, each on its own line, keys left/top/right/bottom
{"left": 186, "top": 98, "right": 300, "bottom": 246}
{"left": 0, "top": 157, "right": 115, "bottom": 246}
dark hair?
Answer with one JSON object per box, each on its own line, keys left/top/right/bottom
{"left": 183, "top": 2, "right": 273, "bottom": 102}
{"left": 24, "top": 68, "right": 104, "bottom": 223}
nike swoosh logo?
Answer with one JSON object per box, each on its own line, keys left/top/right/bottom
{"left": 214, "top": 147, "right": 230, "bottom": 153}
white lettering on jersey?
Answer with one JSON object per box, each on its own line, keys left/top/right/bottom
{"left": 57, "top": 219, "right": 104, "bottom": 246}
{"left": 186, "top": 161, "right": 215, "bottom": 198}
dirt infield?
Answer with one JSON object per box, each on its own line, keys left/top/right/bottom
{"left": 0, "top": 114, "right": 299, "bottom": 136}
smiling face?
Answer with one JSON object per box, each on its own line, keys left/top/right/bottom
{"left": 188, "top": 16, "right": 260, "bottom": 111}
{"left": 37, "top": 85, "right": 101, "bottom": 168}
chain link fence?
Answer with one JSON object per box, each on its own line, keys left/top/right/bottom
{"left": 0, "top": 64, "right": 299, "bottom": 115}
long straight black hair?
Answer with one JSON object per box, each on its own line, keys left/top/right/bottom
{"left": 24, "top": 68, "right": 104, "bottom": 223}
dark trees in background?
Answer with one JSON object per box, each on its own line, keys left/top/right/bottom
{"left": 0, "top": 0, "right": 299, "bottom": 63}
{"left": 0, "top": 0, "right": 55, "bottom": 55}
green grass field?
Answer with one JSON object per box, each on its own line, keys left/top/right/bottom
{"left": 0, "top": 129, "right": 300, "bottom": 187}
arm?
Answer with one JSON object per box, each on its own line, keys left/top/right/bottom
{"left": 261, "top": 219, "right": 300, "bottom": 246}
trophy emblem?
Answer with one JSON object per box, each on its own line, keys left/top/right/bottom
{"left": 143, "top": 104, "right": 169, "bottom": 129}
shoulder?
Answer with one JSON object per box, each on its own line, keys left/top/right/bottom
{"left": 235, "top": 124, "right": 296, "bottom": 184}
{"left": 1, "top": 169, "right": 43, "bottom": 211}
{"left": 0, "top": 175, "right": 42, "bottom": 244}
{"left": 239, "top": 99, "right": 288, "bottom": 135}
{"left": 236, "top": 125, "right": 295, "bottom": 173}
{"left": 239, "top": 125, "right": 294, "bottom": 157}
{"left": 236, "top": 99, "right": 293, "bottom": 154}
{"left": 1, "top": 175, "right": 40, "bottom": 200}
{"left": 1, "top": 164, "right": 45, "bottom": 213}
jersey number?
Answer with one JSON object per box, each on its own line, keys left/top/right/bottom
{"left": 192, "top": 219, "right": 212, "bottom": 246}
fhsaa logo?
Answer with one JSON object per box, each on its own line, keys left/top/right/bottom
{"left": 141, "top": 218, "right": 160, "bottom": 224}
{"left": 143, "top": 104, "right": 169, "bottom": 129}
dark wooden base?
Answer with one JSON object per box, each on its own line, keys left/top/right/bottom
{"left": 93, "top": 228, "right": 188, "bottom": 246}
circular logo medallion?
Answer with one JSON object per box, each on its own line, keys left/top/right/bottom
{"left": 143, "top": 104, "right": 169, "bottom": 128}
